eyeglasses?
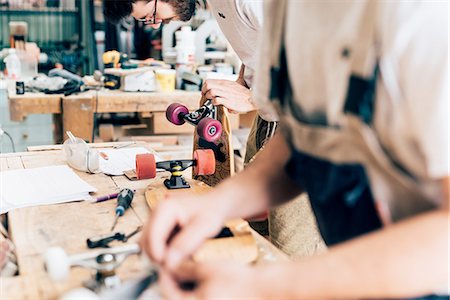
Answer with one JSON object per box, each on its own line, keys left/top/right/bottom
{"left": 136, "top": 0, "right": 162, "bottom": 25}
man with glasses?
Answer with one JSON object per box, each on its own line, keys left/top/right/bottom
{"left": 133, "top": 0, "right": 165, "bottom": 28}
{"left": 103, "top": 0, "right": 196, "bottom": 28}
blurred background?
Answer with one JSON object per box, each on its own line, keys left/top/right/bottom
{"left": 0, "top": 0, "right": 251, "bottom": 155}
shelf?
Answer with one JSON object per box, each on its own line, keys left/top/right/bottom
{"left": 0, "top": 7, "right": 78, "bottom": 14}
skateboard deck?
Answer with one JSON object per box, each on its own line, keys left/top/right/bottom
{"left": 144, "top": 179, "right": 257, "bottom": 264}
{"left": 192, "top": 96, "right": 234, "bottom": 187}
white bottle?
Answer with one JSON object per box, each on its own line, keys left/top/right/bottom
{"left": 175, "top": 26, "right": 196, "bottom": 65}
{"left": 4, "top": 49, "right": 22, "bottom": 80}
{"left": 175, "top": 26, "right": 196, "bottom": 89}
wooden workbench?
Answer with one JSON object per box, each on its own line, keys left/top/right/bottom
{"left": 0, "top": 143, "right": 287, "bottom": 300}
{"left": 8, "top": 89, "right": 201, "bottom": 143}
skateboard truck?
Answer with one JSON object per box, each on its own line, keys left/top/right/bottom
{"left": 166, "top": 100, "right": 223, "bottom": 142}
{"left": 158, "top": 160, "right": 193, "bottom": 189}
{"left": 44, "top": 244, "right": 142, "bottom": 292}
{"left": 135, "top": 149, "right": 215, "bottom": 189}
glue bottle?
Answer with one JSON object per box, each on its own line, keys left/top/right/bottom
{"left": 175, "top": 26, "right": 196, "bottom": 89}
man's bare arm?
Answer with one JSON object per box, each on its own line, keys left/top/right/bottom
{"left": 267, "top": 180, "right": 449, "bottom": 299}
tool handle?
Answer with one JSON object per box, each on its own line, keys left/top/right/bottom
{"left": 116, "top": 188, "right": 135, "bottom": 214}
{"left": 115, "top": 207, "right": 125, "bottom": 216}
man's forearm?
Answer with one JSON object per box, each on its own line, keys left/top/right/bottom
{"left": 216, "top": 132, "right": 303, "bottom": 220}
{"left": 272, "top": 209, "right": 449, "bottom": 299}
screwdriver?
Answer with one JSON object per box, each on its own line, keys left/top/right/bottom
{"left": 110, "top": 188, "right": 135, "bottom": 232}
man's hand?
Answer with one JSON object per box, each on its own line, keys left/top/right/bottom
{"left": 159, "top": 262, "right": 272, "bottom": 300}
{"left": 202, "top": 79, "right": 256, "bottom": 113}
{"left": 140, "top": 192, "right": 230, "bottom": 270}
{"left": 140, "top": 133, "right": 297, "bottom": 271}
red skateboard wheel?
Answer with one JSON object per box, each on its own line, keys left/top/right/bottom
{"left": 197, "top": 118, "right": 222, "bottom": 142}
{"left": 193, "top": 149, "right": 216, "bottom": 176}
{"left": 166, "top": 103, "right": 189, "bottom": 125}
{"left": 136, "top": 153, "right": 156, "bottom": 180}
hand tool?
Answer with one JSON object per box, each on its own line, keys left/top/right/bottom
{"left": 87, "top": 226, "right": 142, "bottom": 249}
{"left": 110, "top": 189, "right": 135, "bottom": 232}
{"left": 102, "top": 50, "right": 126, "bottom": 69}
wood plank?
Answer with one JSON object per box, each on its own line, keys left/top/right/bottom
{"left": 1, "top": 151, "right": 55, "bottom": 158}
{"left": 144, "top": 178, "right": 209, "bottom": 211}
{"left": 8, "top": 93, "right": 61, "bottom": 121}
{"left": 62, "top": 93, "right": 96, "bottom": 142}
{"left": 27, "top": 141, "right": 148, "bottom": 152}
{"left": 5, "top": 156, "right": 24, "bottom": 170}
{"left": 20, "top": 151, "right": 65, "bottom": 169}
{"left": 129, "top": 135, "right": 180, "bottom": 146}
{"left": 0, "top": 158, "right": 9, "bottom": 172}
{"left": 8, "top": 90, "right": 200, "bottom": 147}
{"left": 96, "top": 90, "right": 201, "bottom": 113}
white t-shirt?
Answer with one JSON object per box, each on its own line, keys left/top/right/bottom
{"left": 255, "top": 0, "right": 449, "bottom": 180}
{"left": 207, "top": 0, "right": 264, "bottom": 87}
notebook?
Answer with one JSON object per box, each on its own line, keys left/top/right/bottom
{"left": 0, "top": 165, "right": 97, "bottom": 214}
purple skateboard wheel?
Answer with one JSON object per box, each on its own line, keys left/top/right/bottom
{"left": 166, "top": 103, "right": 189, "bottom": 125}
{"left": 197, "top": 118, "right": 222, "bottom": 142}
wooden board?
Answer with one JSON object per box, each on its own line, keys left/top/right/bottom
{"left": 95, "top": 90, "right": 201, "bottom": 113}
{"left": 1, "top": 143, "right": 287, "bottom": 299}
{"left": 193, "top": 96, "right": 234, "bottom": 187}
{"left": 8, "top": 93, "right": 62, "bottom": 122}
{"left": 62, "top": 92, "right": 97, "bottom": 142}
{"left": 1, "top": 146, "right": 152, "bottom": 299}
{"left": 8, "top": 89, "right": 201, "bottom": 143}
{"left": 145, "top": 179, "right": 257, "bottom": 264}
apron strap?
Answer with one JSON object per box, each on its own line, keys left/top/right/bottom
{"left": 343, "top": 0, "right": 379, "bottom": 124}
{"left": 268, "top": 0, "right": 289, "bottom": 107}
{"left": 269, "top": 0, "right": 287, "bottom": 70}
{"left": 348, "top": 0, "right": 378, "bottom": 78}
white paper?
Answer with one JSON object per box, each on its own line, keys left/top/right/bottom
{"left": 98, "top": 147, "right": 163, "bottom": 176}
{"left": 0, "top": 165, "right": 97, "bottom": 214}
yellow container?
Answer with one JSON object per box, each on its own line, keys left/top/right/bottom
{"left": 155, "top": 69, "right": 176, "bottom": 92}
